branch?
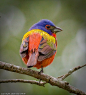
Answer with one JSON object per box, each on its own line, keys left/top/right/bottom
{"left": 0, "top": 61, "right": 86, "bottom": 95}
{"left": 58, "top": 64, "right": 86, "bottom": 80}
{"left": 0, "top": 79, "right": 46, "bottom": 86}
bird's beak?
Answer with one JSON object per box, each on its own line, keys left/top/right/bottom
{"left": 52, "top": 26, "right": 62, "bottom": 33}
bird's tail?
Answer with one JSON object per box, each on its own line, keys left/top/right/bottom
{"left": 27, "top": 50, "right": 39, "bottom": 68}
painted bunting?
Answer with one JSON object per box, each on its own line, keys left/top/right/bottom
{"left": 20, "top": 19, "right": 62, "bottom": 72}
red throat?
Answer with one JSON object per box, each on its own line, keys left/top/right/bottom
{"left": 52, "top": 33, "right": 56, "bottom": 38}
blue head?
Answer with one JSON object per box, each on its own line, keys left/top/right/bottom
{"left": 29, "top": 19, "right": 62, "bottom": 36}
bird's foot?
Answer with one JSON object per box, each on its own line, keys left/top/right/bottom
{"left": 38, "top": 66, "right": 43, "bottom": 74}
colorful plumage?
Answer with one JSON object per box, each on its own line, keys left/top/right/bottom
{"left": 20, "top": 19, "right": 62, "bottom": 70}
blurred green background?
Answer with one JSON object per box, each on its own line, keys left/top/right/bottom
{"left": 0, "top": 0, "right": 86, "bottom": 95}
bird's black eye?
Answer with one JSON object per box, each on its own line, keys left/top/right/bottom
{"left": 45, "top": 25, "right": 51, "bottom": 30}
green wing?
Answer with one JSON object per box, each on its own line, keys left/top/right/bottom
{"left": 38, "top": 37, "right": 57, "bottom": 61}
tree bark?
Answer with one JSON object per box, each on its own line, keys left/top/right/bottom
{"left": 0, "top": 61, "right": 86, "bottom": 95}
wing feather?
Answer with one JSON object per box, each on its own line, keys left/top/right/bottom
{"left": 38, "top": 37, "right": 56, "bottom": 61}
{"left": 20, "top": 37, "right": 29, "bottom": 58}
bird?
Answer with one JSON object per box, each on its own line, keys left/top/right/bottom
{"left": 20, "top": 19, "right": 62, "bottom": 73}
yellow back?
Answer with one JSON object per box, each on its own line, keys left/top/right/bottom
{"left": 22, "top": 29, "right": 56, "bottom": 50}
{"left": 23, "top": 29, "right": 55, "bottom": 43}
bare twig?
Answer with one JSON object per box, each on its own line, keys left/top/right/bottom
{"left": 58, "top": 64, "right": 86, "bottom": 81}
{"left": 0, "top": 61, "right": 86, "bottom": 95}
{"left": 0, "top": 79, "right": 46, "bottom": 86}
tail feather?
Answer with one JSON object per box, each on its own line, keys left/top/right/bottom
{"left": 27, "top": 51, "right": 39, "bottom": 68}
